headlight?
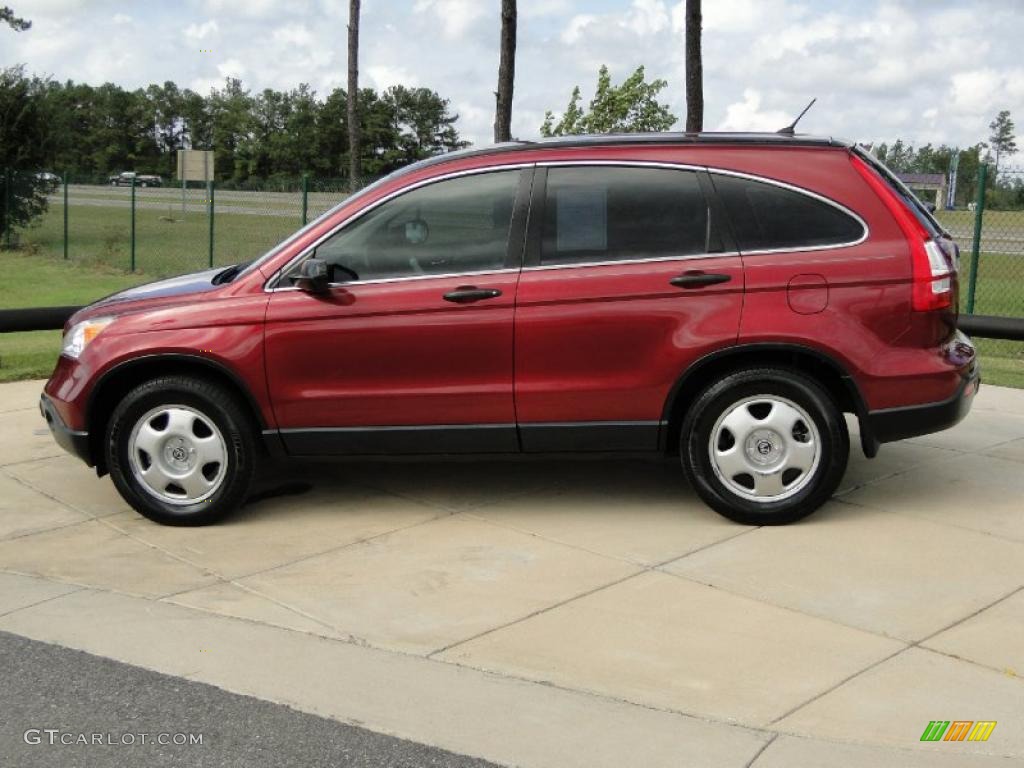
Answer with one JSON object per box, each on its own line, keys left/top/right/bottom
{"left": 61, "top": 316, "right": 115, "bottom": 359}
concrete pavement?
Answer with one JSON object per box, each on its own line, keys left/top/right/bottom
{"left": 1, "top": 377, "right": 1022, "bottom": 766}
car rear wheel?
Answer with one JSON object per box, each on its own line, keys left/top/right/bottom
{"left": 106, "top": 376, "right": 256, "bottom": 525}
{"left": 680, "top": 368, "right": 848, "bottom": 525}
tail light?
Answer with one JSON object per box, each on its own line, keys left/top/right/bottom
{"left": 851, "top": 155, "right": 955, "bottom": 311}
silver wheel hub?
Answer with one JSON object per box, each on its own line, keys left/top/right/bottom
{"left": 128, "top": 405, "right": 228, "bottom": 505}
{"left": 708, "top": 395, "right": 821, "bottom": 503}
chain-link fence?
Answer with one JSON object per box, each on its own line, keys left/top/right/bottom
{"left": 939, "top": 164, "right": 1024, "bottom": 387}
{"left": 1, "top": 171, "right": 366, "bottom": 278}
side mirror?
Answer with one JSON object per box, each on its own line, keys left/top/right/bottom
{"left": 295, "top": 257, "right": 329, "bottom": 293}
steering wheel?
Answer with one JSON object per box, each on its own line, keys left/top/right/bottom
{"left": 331, "top": 263, "right": 360, "bottom": 282}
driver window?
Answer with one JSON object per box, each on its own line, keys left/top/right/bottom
{"left": 304, "top": 169, "right": 520, "bottom": 283}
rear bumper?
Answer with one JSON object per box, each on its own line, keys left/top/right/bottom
{"left": 867, "top": 361, "right": 980, "bottom": 443}
{"left": 39, "top": 393, "right": 93, "bottom": 466}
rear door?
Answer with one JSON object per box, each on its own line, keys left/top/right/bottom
{"left": 514, "top": 164, "right": 744, "bottom": 452}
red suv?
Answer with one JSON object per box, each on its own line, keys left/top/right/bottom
{"left": 40, "top": 133, "right": 979, "bottom": 526}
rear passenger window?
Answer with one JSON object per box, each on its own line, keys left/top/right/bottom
{"left": 712, "top": 173, "right": 864, "bottom": 252}
{"left": 541, "top": 167, "right": 719, "bottom": 265}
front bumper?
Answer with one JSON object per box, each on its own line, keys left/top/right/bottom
{"left": 867, "top": 361, "right": 980, "bottom": 443}
{"left": 39, "top": 393, "right": 92, "bottom": 466}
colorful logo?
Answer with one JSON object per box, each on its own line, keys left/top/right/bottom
{"left": 921, "top": 721, "right": 996, "bottom": 742}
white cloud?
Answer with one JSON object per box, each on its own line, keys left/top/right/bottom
{"left": 367, "top": 64, "right": 419, "bottom": 91}
{"left": 412, "top": 0, "right": 488, "bottom": 41}
{"left": 112, "top": 13, "right": 132, "bottom": 25}
{"left": 561, "top": 14, "right": 596, "bottom": 44}
{"left": 184, "top": 20, "right": 219, "bottom": 41}
{"left": 624, "top": 0, "right": 669, "bottom": 36}
{"left": 949, "top": 69, "right": 1002, "bottom": 117}
{"left": 717, "top": 89, "right": 791, "bottom": 132}
{"left": 272, "top": 23, "right": 313, "bottom": 47}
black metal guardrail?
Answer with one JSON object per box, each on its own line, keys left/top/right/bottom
{"left": 0, "top": 306, "right": 81, "bottom": 333}
{"left": 1, "top": 306, "right": 1023, "bottom": 341}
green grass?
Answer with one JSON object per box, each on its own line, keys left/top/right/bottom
{"left": 0, "top": 251, "right": 150, "bottom": 381}
{"left": 17, "top": 199, "right": 298, "bottom": 277}
{"left": 1, "top": 198, "right": 1023, "bottom": 387}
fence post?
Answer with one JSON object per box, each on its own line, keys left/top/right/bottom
{"left": 2, "top": 169, "right": 9, "bottom": 250}
{"left": 208, "top": 180, "right": 215, "bottom": 268}
{"left": 965, "top": 163, "right": 988, "bottom": 315}
{"left": 301, "top": 173, "right": 309, "bottom": 226}
{"left": 62, "top": 172, "right": 68, "bottom": 260}
{"left": 130, "top": 176, "right": 136, "bottom": 272}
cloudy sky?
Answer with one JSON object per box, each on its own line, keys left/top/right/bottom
{"left": 3, "top": 0, "right": 1021, "bottom": 150}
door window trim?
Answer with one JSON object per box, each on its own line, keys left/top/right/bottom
{"left": 265, "top": 164, "right": 533, "bottom": 292}
{"left": 706, "top": 167, "right": 869, "bottom": 254}
{"left": 521, "top": 160, "right": 869, "bottom": 271}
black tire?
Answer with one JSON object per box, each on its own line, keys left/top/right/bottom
{"left": 680, "top": 367, "right": 849, "bottom": 525}
{"left": 106, "top": 375, "right": 256, "bottom": 526}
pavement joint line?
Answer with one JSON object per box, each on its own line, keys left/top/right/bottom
{"left": 93, "top": 516, "right": 228, "bottom": 584}
{"left": 832, "top": 449, "right": 973, "bottom": 499}
{"left": 0, "top": 517, "right": 96, "bottom": 544}
{"left": 765, "top": 645, "right": 908, "bottom": 727}
{"left": 457, "top": 508, "right": 662, "bottom": 568}
{"left": 347, "top": 480, "right": 467, "bottom": 514}
{"left": 426, "top": 568, "right": 648, "bottom": 659}
{"left": 0, "top": 464, "right": 104, "bottom": 520}
{"left": 765, "top": 584, "right": 1024, "bottom": 728}
{"left": 351, "top": 473, "right": 567, "bottom": 516}
{"left": 157, "top": 588, "right": 347, "bottom": 642}
{"left": 0, "top": 582, "right": 88, "bottom": 621}
{"left": 650, "top": 524, "right": 762, "bottom": 570}
{"left": 222, "top": 580, "right": 355, "bottom": 640}
{"left": 744, "top": 732, "right": 778, "bottom": 767}
{"left": 224, "top": 509, "right": 457, "bottom": 583}
{"left": 915, "top": 584, "right": 1024, "bottom": 647}
{"left": 763, "top": 728, "right": 1020, "bottom": 762}
{"left": 833, "top": 494, "right": 1024, "bottom": 546}
{"left": 0, "top": 452, "right": 67, "bottom": 469}
{"left": 425, "top": 531, "right": 761, "bottom": 659}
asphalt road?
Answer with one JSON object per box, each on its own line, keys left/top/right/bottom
{"left": 0, "top": 630, "right": 500, "bottom": 768}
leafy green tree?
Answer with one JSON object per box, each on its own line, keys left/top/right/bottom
{"left": 207, "top": 78, "right": 254, "bottom": 181}
{"left": 0, "top": 5, "right": 30, "bottom": 31}
{"left": 540, "top": 65, "right": 677, "bottom": 137}
{"left": 0, "top": 66, "right": 50, "bottom": 241}
{"left": 988, "top": 110, "right": 1017, "bottom": 176}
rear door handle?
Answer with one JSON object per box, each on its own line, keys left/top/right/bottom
{"left": 669, "top": 271, "right": 732, "bottom": 289}
{"left": 442, "top": 286, "right": 503, "bottom": 303}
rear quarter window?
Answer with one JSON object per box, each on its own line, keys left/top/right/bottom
{"left": 712, "top": 173, "right": 865, "bottom": 252}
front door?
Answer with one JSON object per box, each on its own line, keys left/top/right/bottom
{"left": 265, "top": 167, "right": 531, "bottom": 455}
{"left": 514, "top": 164, "right": 744, "bottom": 452}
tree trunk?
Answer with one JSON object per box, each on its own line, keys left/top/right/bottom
{"left": 684, "top": 0, "right": 703, "bottom": 133}
{"left": 493, "top": 0, "right": 517, "bottom": 143}
{"left": 347, "top": 0, "right": 361, "bottom": 187}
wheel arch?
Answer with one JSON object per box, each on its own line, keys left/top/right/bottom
{"left": 660, "top": 343, "right": 877, "bottom": 458}
{"left": 86, "top": 354, "right": 268, "bottom": 476}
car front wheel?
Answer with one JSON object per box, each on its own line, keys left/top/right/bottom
{"left": 106, "top": 375, "right": 256, "bottom": 525}
{"left": 680, "top": 368, "right": 849, "bottom": 525}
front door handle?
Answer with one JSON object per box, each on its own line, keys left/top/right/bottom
{"left": 669, "top": 271, "right": 732, "bottom": 289}
{"left": 443, "top": 286, "right": 503, "bottom": 303}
